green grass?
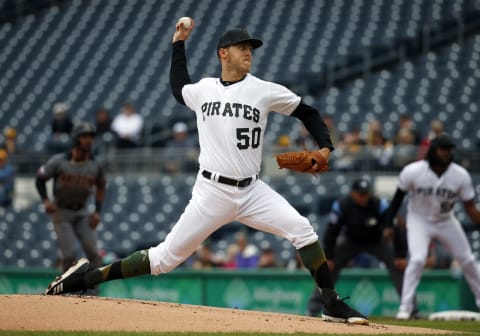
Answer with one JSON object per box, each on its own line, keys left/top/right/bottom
{"left": 0, "top": 319, "right": 478, "bottom": 336}
{"left": 372, "top": 317, "right": 479, "bottom": 335}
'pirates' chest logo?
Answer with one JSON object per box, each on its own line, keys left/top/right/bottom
{"left": 201, "top": 101, "right": 260, "bottom": 123}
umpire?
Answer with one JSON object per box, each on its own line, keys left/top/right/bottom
{"left": 307, "top": 178, "right": 407, "bottom": 317}
{"left": 35, "top": 122, "right": 105, "bottom": 277}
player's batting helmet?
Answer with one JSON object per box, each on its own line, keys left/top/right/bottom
{"left": 425, "top": 133, "right": 455, "bottom": 165}
{"left": 71, "top": 122, "right": 96, "bottom": 144}
{"left": 429, "top": 133, "right": 456, "bottom": 149}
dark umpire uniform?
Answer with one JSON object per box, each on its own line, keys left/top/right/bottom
{"left": 35, "top": 122, "right": 105, "bottom": 278}
{"left": 307, "top": 178, "right": 406, "bottom": 317}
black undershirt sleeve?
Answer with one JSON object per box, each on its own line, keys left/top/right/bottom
{"left": 170, "top": 40, "right": 192, "bottom": 105}
{"left": 35, "top": 175, "right": 49, "bottom": 201}
{"left": 384, "top": 188, "right": 407, "bottom": 226}
{"left": 291, "top": 102, "right": 334, "bottom": 151}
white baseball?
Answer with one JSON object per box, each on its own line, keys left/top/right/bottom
{"left": 178, "top": 17, "right": 192, "bottom": 29}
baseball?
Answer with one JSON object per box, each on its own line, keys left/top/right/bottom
{"left": 178, "top": 16, "right": 192, "bottom": 29}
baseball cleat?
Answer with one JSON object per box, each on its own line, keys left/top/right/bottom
{"left": 45, "top": 258, "right": 90, "bottom": 295}
{"left": 396, "top": 310, "right": 420, "bottom": 320}
{"left": 322, "top": 296, "right": 369, "bottom": 325}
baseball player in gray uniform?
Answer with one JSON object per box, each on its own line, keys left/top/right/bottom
{"left": 36, "top": 122, "right": 105, "bottom": 275}
{"left": 44, "top": 20, "right": 368, "bottom": 325}
{"left": 386, "top": 134, "right": 480, "bottom": 319}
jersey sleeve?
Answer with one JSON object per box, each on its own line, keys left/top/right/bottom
{"left": 268, "top": 82, "right": 301, "bottom": 115}
{"left": 459, "top": 169, "right": 475, "bottom": 201}
{"left": 182, "top": 81, "right": 203, "bottom": 112}
{"left": 37, "top": 155, "right": 61, "bottom": 179}
{"left": 397, "top": 164, "right": 414, "bottom": 192}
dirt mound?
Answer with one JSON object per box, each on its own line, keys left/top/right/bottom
{"left": 0, "top": 295, "right": 447, "bottom": 334}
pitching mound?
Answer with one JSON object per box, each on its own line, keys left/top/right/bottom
{"left": 1, "top": 295, "right": 448, "bottom": 334}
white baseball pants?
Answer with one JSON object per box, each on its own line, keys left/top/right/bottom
{"left": 399, "top": 212, "right": 480, "bottom": 313}
{"left": 148, "top": 172, "right": 318, "bottom": 274}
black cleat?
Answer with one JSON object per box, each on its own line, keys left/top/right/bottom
{"left": 45, "top": 258, "right": 90, "bottom": 295}
{"left": 322, "top": 294, "right": 369, "bottom": 325}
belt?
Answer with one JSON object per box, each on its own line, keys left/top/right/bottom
{"left": 57, "top": 202, "right": 84, "bottom": 210}
{"left": 202, "top": 170, "right": 257, "bottom": 188}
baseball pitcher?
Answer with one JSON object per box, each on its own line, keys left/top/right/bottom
{"left": 43, "top": 19, "right": 368, "bottom": 324}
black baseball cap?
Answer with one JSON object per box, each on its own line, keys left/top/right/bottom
{"left": 217, "top": 28, "right": 263, "bottom": 50}
{"left": 430, "top": 133, "right": 456, "bottom": 148}
{"left": 351, "top": 178, "right": 371, "bottom": 194}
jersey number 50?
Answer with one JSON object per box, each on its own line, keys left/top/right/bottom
{"left": 237, "top": 127, "right": 262, "bottom": 150}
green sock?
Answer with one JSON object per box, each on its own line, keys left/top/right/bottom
{"left": 84, "top": 250, "right": 151, "bottom": 287}
{"left": 298, "top": 241, "right": 334, "bottom": 290}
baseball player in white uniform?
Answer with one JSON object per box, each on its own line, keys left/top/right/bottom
{"left": 44, "top": 19, "right": 368, "bottom": 324}
{"left": 386, "top": 134, "right": 480, "bottom": 319}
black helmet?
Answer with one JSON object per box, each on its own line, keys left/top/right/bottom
{"left": 351, "top": 178, "right": 371, "bottom": 194}
{"left": 71, "top": 122, "right": 96, "bottom": 143}
{"left": 425, "top": 133, "right": 455, "bottom": 165}
{"left": 429, "top": 133, "right": 456, "bottom": 149}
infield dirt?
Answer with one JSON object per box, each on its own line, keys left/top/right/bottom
{"left": 0, "top": 295, "right": 451, "bottom": 334}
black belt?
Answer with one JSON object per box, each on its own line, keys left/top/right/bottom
{"left": 57, "top": 202, "right": 84, "bottom": 210}
{"left": 202, "top": 170, "right": 256, "bottom": 188}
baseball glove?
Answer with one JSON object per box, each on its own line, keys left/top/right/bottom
{"left": 275, "top": 150, "right": 329, "bottom": 174}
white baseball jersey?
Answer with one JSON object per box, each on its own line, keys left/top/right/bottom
{"left": 398, "top": 160, "right": 475, "bottom": 221}
{"left": 182, "top": 73, "right": 301, "bottom": 178}
{"left": 148, "top": 73, "right": 318, "bottom": 275}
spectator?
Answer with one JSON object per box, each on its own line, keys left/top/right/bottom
{"left": 163, "top": 122, "right": 199, "bottom": 173}
{"left": 365, "top": 119, "right": 382, "bottom": 145}
{"left": 94, "top": 108, "right": 112, "bottom": 135}
{"left": 417, "top": 120, "right": 444, "bottom": 160}
{"left": 1, "top": 127, "right": 18, "bottom": 155}
{"left": 231, "top": 230, "right": 259, "bottom": 268}
{"left": 394, "top": 114, "right": 420, "bottom": 145}
{"left": 331, "top": 130, "right": 365, "bottom": 171}
{"left": 307, "top": 178, "right": 411, "bottom": 317}
{"left": 94, "top": 107, "right": 114, "bottom": 152}
{"left": 222, "top": 244, "right": 239, "bottom": 269}
{"left": 111, "top": 102, "right": 144, "bottom": 148}
{"left": 257, "top": 247, "right": 279, "bottom": 268}
{"left": 192, "top": 240, "right": 223, "bottom": 269}
{"left": 47, "top": 102, "right": 74, "bottom": 153}
{"left": 0, "top": 149, "right": 15, "bottom": 208}
{"left": 366, "top": 130, "right": 394, "bottom": 170}
{"left": 392, "top": 128, "right": 417, "bottom": 169}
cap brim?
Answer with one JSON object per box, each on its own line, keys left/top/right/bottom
{"left": 353, "top": 188, "right": 370, "bottom": 194}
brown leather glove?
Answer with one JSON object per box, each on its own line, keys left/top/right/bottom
{"left": 275, "top": 149, "right": 329, "bottom": 174}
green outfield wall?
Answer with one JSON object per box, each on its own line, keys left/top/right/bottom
{"left": 0, "top": 268, "right": 475, "bottom": 317}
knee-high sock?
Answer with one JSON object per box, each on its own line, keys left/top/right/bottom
{"left": 298, "top": 241, "right": 333, "bottom": 289}
{"left": 84, "top": 250, "right": 151, "bottom": 287}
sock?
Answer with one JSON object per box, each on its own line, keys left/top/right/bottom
{"left": 298, "top": 241, "right": 334, "bottom": 290}
{"left": 84, "top": 250, "right": 151, "bottom": 288}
